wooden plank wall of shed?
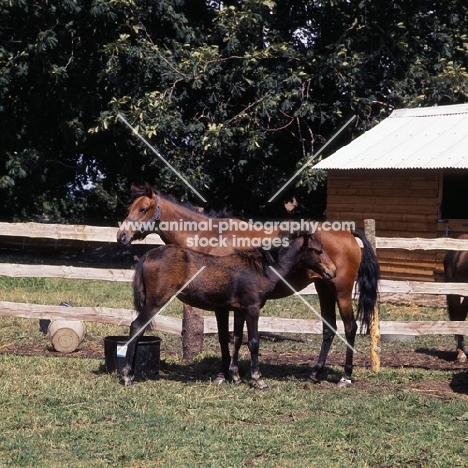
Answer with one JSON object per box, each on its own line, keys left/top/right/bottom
{"left": 324, "top": 169, "right": 445, "bottom": 281}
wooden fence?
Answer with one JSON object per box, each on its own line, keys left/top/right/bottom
{"left": 2, "top": 221, "right": 468, "bottom": 337}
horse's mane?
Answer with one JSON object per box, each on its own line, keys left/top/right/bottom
{"left": 231, "top": 231, "right": 307, "bottom": 261}
{"left": 232, "top": 249, "right": 268, "bottom": 273}
{"left": 130, "top": 184, "right": 233, "bottom": 219}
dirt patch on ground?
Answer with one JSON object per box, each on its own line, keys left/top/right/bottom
{"left": 260, "top": 347, "right": 468, "bottom": 399}
{"left": 3, "top": 339, "right": 468, "bottom": 399}
{"left": 2, "top": 340, "right": 465, "bottom": 371}
{"left": 0, "top": 340, "right": 105, "bottom": 360}
{"left": 261, "top": 346, "right": 466, "bottom": 371}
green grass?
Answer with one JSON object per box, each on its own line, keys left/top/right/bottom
{"left": 0, "top": 353, "right": 467, "bottom": 468}
{"left": 0, "top": 276, "right": 135, "bottom": 310}
{"left": 1, "top": 276, "right": 468, "bottom": 467}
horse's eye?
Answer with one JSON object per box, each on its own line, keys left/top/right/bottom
{"left": 139, "top": 208, "right": 147, "bottom": 214}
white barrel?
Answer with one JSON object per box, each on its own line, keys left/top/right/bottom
{"left": 47, "top": 320, "right": 86, "bottom": 353}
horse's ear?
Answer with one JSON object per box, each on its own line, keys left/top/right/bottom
{"left": 144, "top": 182, "right": 153, "bottom": 198}
{"left": 130, "top": 183, "right": 139, "bottom": 198}
{"left": 307, "top": 235, "right": 322, "bottom": 251}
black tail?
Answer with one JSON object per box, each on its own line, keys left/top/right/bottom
{"left": 352, "top": 230, "right": 380, "bottom": 334}
{"left": 133, "top": 253, "right": 148, "bottom": 314}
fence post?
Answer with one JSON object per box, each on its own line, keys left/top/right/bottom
{"left": 364, "top": 219, "right": 381, "bottom": 372}
{"left": 181, "top": 304, "right": 204, "bottom": 361}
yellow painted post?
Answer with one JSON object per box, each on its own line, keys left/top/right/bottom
{"left": 364, "top": 219, "right": 381, "bottom": 372}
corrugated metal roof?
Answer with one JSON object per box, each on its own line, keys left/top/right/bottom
{"left": 313, "top": 103, "right": 468, "bottom": 170}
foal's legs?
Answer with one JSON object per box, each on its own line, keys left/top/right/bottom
{"left": 121, "top": 305, "right": 157, "bottom": 386}
{"left": 448, "top": 295, "right": 468, "bottom": 363}
{"left": 244, "top": 305, "right": 268, "bottom": 391}
{"left": 213, "top": 307, "right": 231, "bottom": 384}
{"left": 228, "top": 310, "right": 245, "bottom": 384}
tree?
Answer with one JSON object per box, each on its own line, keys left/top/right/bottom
{"left": 0, "top": 0, "right": 130, "bottom": 221}
{"left": 1, "top": 0, "right": 467, "bottom": 222}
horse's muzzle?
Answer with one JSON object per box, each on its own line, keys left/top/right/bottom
{"left": 117, "top": 230, "right": 132, "bottom": 246}
{"left": 323, "top": 265, "right": 337, "bottom": 280}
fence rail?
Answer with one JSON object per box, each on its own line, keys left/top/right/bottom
{"left": 2, "top": 221, "right": 468, "bottom": 250}
{"left": 0, "top": 221, "right": 162, "bottom": 244}
{"left": 2, "top": 263, "right": 468, "bottom": 295}
{"left": 3, "top": 300, "right": 468, "bottom": 336}
{"left": 1, "top": 222, "right": 468, "bottom": 338}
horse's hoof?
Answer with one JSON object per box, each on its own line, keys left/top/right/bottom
{"left": 308, "top": 374, "right": 320, "bottom": 385}
{"left": 259, "top": 382, "right": 269, "bottom": 391}
{"left": 336, "top": 377, "right": 352, "bottom": 389}
{"left": 229, "top": 369, "right": 243, "bottom": 385}
{"left": 232, "top": 376, "right": 243, "bottom": 385}
{"left": 121, "top": 370, "right": 135, "bottom": 387}
{"left": 456, "top": 354, "right": 467, "bottom": 363}
{"left": 124, "top": 377, "right": 134, "bottom": 387}
{"left": 252, "top": 379, "right": 269, "bottom": 391}
{"left": 212, "top": 373, "right": 226, "bottom": 385}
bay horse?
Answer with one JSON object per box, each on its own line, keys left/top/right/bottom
{"left": 444, "top": 234, "right": 468, "bottom": 363}
{"left": 117, "top": 183, "right": 380, "bottom": 387}
{"left": 122, "top": 231, "right": 336, "bottom": 389}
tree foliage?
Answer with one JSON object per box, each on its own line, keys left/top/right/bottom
{"left": 1, "top": 0, "right": 467, "bottom": 222}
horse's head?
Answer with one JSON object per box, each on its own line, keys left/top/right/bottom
{"left": 302, "top": 234, "right": 336, "bottom": 280}
{"left": 117, "top": 182, "right": 161, "bottom": 246}
{"left": 273, "top": 231, "right": 336, "bottom": 281}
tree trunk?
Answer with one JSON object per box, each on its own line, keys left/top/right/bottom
{"left": 181, "top": 304, "right": 204, "bottom": 361}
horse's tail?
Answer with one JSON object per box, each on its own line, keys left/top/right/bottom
{"left": 133, "top": 253, "right": 148, "bottom": 314}
{"left": 352, "top": 230, "right": 380, "bottom": 334}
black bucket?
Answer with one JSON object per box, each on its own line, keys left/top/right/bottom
{"left": 104, "top": 336, "right": 161, "bottom": 374}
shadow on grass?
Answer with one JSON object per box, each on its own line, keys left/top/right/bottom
{"left": 449, "top": 371, "right": 468, "bottom": 395}
{"left": 414, "top": 347, "right": 458, "bottom": 362}
{"left": 96, "top": 356, "right": 343, "bottom": 386}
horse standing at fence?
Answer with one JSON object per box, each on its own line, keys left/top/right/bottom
{"left": 117, "top": 183, "right": 380, "bottom": 387}
{"left": 123, "top": 231, "right": 336, "bottom": 389}
{"left": 444, "top": 234, "right": 468, "bottom": 363}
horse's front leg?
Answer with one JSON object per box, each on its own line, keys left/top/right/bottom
{"left": 310, "top": 320, "right": 336, "bottom": 383}
{"left": 121, "top": 309, "right": 152, "bottom": 386}
{"left": 245, "top": 306, "right": 268, "bottom": 391}
{"left": 212, "top": 308, "right": 231, "bottom": 385}
{"left": 229, "top": 310, "right": 245, "bottom": 384}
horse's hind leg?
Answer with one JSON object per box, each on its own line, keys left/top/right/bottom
{"left": 229, "top": 310, "right": 245, "bottom": 384}
{"left": 121, "top": 305, "right": 157, "bottom": 386}
{"left": 448, "top": 294, "right": 468, "bottom": 363}
{"left": 335, "top": 292, "right": 357, "bottom": 388}
{"left": 309, "top": 280, "right": 337, "bottom": 384}
{"left": 212, "top": 308, "right": 231, "bottom": 385}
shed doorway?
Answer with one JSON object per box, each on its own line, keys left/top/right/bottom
{"left": 438, "top": 170, "right": 468, "bottom": 238}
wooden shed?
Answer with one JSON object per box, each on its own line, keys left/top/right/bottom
{"left": 313, "top": 103, "right": 468, "bottom": 281}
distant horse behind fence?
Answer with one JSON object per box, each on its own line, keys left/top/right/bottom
{"left": 444, "top": 233, "right": 468, "bottom": 363}
{"left": 121, "top": 231, "right": 336, "bottom": 389}
{"left": 117, "top": 183, "right": 380, "bottom": 387}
